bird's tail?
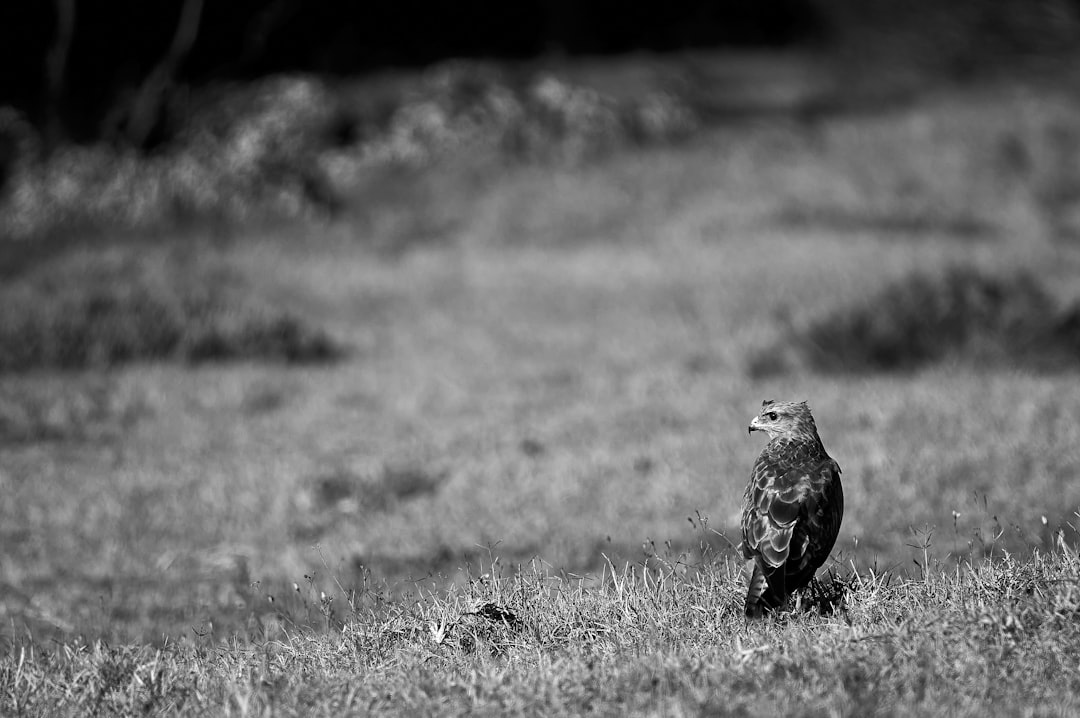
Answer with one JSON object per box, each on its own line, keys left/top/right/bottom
{"left": 744, "top": 560, "right": 785, "bottom": 619}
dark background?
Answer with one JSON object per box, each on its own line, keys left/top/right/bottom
{"left": 1, "top": 0, "right": 824, "bottom": 142}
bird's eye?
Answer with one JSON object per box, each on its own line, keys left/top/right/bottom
{"left": 767, "top": 412, "right": 778, "bottom": 421}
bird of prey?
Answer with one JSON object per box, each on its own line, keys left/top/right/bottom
{"left": 741, "top": 399, "right": 843, "bottom": 618}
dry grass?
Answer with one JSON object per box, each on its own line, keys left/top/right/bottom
{"left": 2, "top": 66, "right": 1080, "bottom": 715}
{"left": 6, "top": 542, "right": 1080, "bottom": 716}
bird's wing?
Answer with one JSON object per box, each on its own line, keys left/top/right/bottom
{"left": 803, "top": 459, "right": 843, "bottom": 570}
{"left": 741, "top": 455, "right": 842, "bottom": 575}
{"left": 742, "top": 455, "right": 805, "bottom": 569}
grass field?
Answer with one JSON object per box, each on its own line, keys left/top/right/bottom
{"left": 3, "top": 58, "right": 1080, "bottom": 715}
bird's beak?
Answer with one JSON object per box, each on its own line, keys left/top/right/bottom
{"left": 748, "top": 416, "right": 761, "bottom": 435}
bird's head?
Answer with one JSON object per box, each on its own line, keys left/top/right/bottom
{"left": 748, "top": 399, "right": 818, "bottom": 441}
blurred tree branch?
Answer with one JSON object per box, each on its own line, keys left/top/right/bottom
{"left": 44, "top": 0, "right": 76, "bottom": 150}
{"left": 123, "top": 0, "right": 203, "bottom": 148}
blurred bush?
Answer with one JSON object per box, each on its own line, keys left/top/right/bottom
{"left": 0, "top": 262, "right": 345, "bottom": 372}
{"left": 0, "top": 65, "right": 698, "bottom": 240}
{"left": 748, "top": 266, "right": 1080, "bottom": 376}
{"left": 3, "top": 0, "right": 1077, "bottom": 240}
{"left": 0, "top": 77, "right": 344, "bottom": 239}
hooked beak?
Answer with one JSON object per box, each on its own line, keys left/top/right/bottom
{"left": 748, "top": 416, "right": 761, "bottom": 435}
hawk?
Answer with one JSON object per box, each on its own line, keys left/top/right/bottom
{"left": 741, "top": 399, "right": 843, "bottom": 618}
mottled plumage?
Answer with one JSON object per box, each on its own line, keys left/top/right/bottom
{"left": 741, "top": 399, "right": 843, "bottom": 618}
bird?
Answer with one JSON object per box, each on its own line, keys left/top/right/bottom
{"left": 741, "top": 399, "right": 843, "bottom": 618}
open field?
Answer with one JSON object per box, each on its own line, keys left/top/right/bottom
{"left": 3, "top": 61, "right": 1080, "bottom": 714}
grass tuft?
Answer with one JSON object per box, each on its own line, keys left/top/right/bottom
{"left": 0, "top": 262, "right": 346, "bottom": 373}
{"left": 748, "top": 265, "right": 1080, "bottom": 376}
